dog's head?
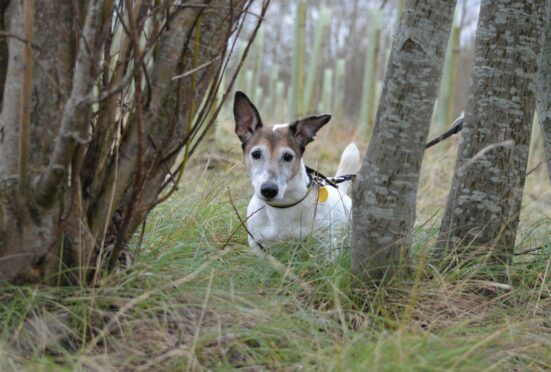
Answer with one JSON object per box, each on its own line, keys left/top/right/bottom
{"left": 233, "top": 91, "right": 330, "bottom": 201}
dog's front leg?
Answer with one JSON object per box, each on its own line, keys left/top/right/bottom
{"left": 248, "top": 237, "right": 267, "bottom": 257}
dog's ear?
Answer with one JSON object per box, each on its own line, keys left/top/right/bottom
{"left": 234, "top": 91, "right": 262, "bottom": 143}
{"left": 289, "top": 115, "right": 331, "bottom": 149}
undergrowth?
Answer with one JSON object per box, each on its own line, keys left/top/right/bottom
{"left": 1, "top": 125, "right": 551, "bottom": 371}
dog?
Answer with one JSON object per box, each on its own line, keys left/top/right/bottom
{"left": 233, "top": 91, "right": 361, "bottom": 256}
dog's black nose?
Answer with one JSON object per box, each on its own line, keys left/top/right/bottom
{"left": 260, "top": 182, "right": 278, "bottom": 199}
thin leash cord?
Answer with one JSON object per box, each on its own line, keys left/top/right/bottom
{"left": 425, "top": 116, "right": 464, "bottom": 149}
{"left": 307, "top": 116, "right": 465, "bottom": 186}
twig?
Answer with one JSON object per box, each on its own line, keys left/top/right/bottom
{"left": 91, "top": 102, "right": 122, "bottom": 288}
{"left": 514, "top": 246, "right": 543, "bottom": 256}
{"left": 526, "top": 160, "right": 544, "bottom": 177}
{"left": 132, "top": 212, "right": 148, "bottom": 262}
{"left": 0, "top": 30, "right": 40, "bottom": 49}
{"left": 108, "top": 0, "right": 146, "bottom": 269}
{"left": 174, "top": 4, "right": 266, "bottom": 20}
{"left": 87, "top": 70, "right": 134, "bottom": 103}
{"left": 17, "top": 0, "right": 34, "bottom": 208}
{"left": 171, "top": 56, "right": 221, "bottom": 80}
{"left": 457, "top": 140, "right": 515, "bottom": 173}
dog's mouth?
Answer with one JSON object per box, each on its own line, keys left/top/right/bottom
{"left": 256, "top": 193, "right": 276, "bottom": 202}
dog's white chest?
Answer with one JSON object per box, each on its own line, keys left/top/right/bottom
{"left": 245, "top": 185, "right": 352, "bottom": 253}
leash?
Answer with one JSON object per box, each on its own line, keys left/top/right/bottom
{"left": 267, "top": 116, "right": 466, "bottom": 208}
{"left": 425, "top": 116, "right": 464, "bottom": 149}
{"left": 305, "top": 165, "right": 355, "bottom": 188}
{"left": 305, "top": 115, "right": 465, "bottom": 189}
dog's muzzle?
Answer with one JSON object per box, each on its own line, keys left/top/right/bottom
{"left": 260, "top": 182, "right": 278, "bottom": 199}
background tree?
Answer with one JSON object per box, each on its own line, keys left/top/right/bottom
{"left": 0, "top": 0, "right": 262, "bottom": 284}
{"left": 435, "top": 0, "right": 544, "bottom": 271}
{"left": 351, "top": 0, "right": 456, "bottom": 281}
{"left": 230, "top": 0, "right": 480, "bottom": 125}
{"left": 536, "top": 0, "right": 551, "bottom": 185}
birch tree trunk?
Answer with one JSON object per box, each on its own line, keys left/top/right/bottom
{"left": 0, "top": 0, "right": 253, "bottom": 284}
{"left": 536, "top": 0, "right": 551, "bottom": 185}
{"left": 351, "top": 0, "right": 456, "bottom": 281}
{"left": 435, "top": 0, "right": 544, "bottom": 270}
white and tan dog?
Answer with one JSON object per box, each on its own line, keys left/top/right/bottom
{"left": 234, "top": 91, "right": 360, "bottom": 256}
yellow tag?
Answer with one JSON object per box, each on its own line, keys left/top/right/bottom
{"left": 318, "top": 187, "right": 329, "bottom": 203}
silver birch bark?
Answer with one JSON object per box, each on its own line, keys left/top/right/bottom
{"left": 436, "top": 0, "right": 544, "bottom": 269}
{"left": 536, "top": 0, "right": 551, "bottom": 185}
{"left": 351, "top": 0, "right": 456, "bottom": 281}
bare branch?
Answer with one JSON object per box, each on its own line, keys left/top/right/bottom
{"left": 0, "top": 30, "right": 40, "bottom": 49}
{"left": 108, "top": 0, "right": 146, "bottom": 269}
{"left": 171, "top": 56, "right": 221, "bottom": 80}
{"left": 457, "top": 140, "right": 515, "bottom": 173}
{"left": 16, "top": 0, "right": 33, "bottom": 208}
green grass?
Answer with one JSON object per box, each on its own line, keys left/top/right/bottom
{"left": 1, "top": 137, "right": 551, "bottom": 371}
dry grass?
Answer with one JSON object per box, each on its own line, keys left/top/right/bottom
{"left": 1, "top": 116, "right": 551, "bottom": 371}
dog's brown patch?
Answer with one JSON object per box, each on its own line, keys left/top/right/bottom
{"left": 244, "top": 125, "right": 303, "bottom": 177}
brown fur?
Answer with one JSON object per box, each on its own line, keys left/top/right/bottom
{"left": 243, "top": 125, "right": 303, "bottom": 178}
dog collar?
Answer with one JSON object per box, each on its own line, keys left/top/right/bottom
{"left": 265, "top": 176, "right": 314, "bottom": 209}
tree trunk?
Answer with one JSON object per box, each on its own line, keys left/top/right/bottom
{"left": 536, "top": 0, "right": 551, "bottom": 185}
{"left": 0, "top": 0, "right": 251, "bottom": 284}
{"left": 351, "top": 0, "right": 456, "bottom": 281}
{"left": 435, "top": 0, "right": 544, "bottom": 270}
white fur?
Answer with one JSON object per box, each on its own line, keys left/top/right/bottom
{"left": 335, "top": 143, "right": 361, "bottom": 195}
{"left": 245, "top": 143, "right": 361, "bottom": 256}
{"left": 272, "top": 123, "right": 289, "bottom": 132}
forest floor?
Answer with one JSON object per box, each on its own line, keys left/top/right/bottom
{"left": 2, "top": 119, "right": 551, "bottom": 371}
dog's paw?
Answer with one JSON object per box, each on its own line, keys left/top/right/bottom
{"left": 249, "top": 243, "right": 267, "bottom": 258}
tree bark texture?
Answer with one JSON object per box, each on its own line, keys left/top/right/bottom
{"left": 536, "top": 0, "right": 551, "bottom": 185}
{"left": 0, "top": 0, "right": 248, "bottom": 284}
{"left": 436, "top": 0, "right": 544, "bottom": 267}
{"left": 351, "top": 0, "right": 456, "bottom": 281}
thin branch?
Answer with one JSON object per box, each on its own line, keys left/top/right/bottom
{"left": 87, "top": 68, "right": 134, "bottom": 103}
{"left": 17, "top": 0, "right": 34, "bottom": 207}
{"left": 175, "top": 3, "right": 265, "bottom": 20}
{"left": 108, "top": 0, "right": 146, "bottom": 269}
{"left": 91, "top": 96, "right": 123, "bottom": 288}
{"left": 514, "top": 246, "right": 543, "bottom": 256}
{"left": 457, "top": 140, "right": 515, "bottom": 173}
{"left": 0, "top": 30, "right": 40, "bottom": 49}
{"left": 171, "top": 56, "right": 221, "bottom": 80}
{"left": 526, "top": 160, "right": 544, "bottom": 177}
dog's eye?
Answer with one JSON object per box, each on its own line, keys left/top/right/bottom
{"left": 251, "top": 149, "right": 261, "bottom": 159}
{"left": 282, "top": 153, "right": 294, "bottom": 162}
